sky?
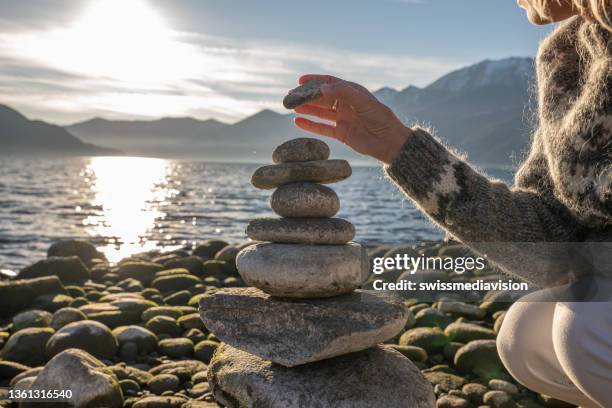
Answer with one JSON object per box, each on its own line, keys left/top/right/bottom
{"left": 0, "top": 0, "right": 553, "bottom": 125}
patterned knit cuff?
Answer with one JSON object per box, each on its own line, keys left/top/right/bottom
{"left": 384, "top": 127, "right": 454, "bottom": 199}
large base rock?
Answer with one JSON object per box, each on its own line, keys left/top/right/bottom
{"left": 208, "top": 344, "right": 435, "bottom": 408}
{"left": 199, "top": 288, "right": 408, "bottom": 366}
{"left": 236, "top": 242, "right": 368, "bottom": 298}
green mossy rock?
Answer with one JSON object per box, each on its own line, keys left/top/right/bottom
{"left": 12, "top": 310, "right": 52, "bottom": 332}
{"left": 1, "top": 327, "right": 54, "bottom": 366}
{"left": 142, "top": 307, "right": 183, "bottom": 322}
{"left": 193, "top": 340, "right": 218, "bottom": 363}
{"left": 31, "top": 294, "right": 74, "bottom": 312}
{"left": 118, "top": 261, "right": 164, "bottom": 285}
{"left": 414, "top": 308, "right": 454, "bottom": 329}
{"left": 0, "top": 277, "right": 67, "bottom": 318}
{"left": 145, "top": 316, "right": 182, "bottom": 337}
{"left": 48, "top": 240, "right": 106, "bottom": 264}
{"left": 399, "top": 327, "right": 448, "bottom": 353}
{"left": 46, "top": 320, "right": 118, "bottom": 360}
{"left": 19, "top": 256, "right": 89, "bottom": 283}
{"left": 151, "top": 274, "right": 201, "bottom": 294}
{"left": 193, "top": 240, "right": 229, "bottom": 260}
{"left": 163, "top": 256, "right": 204, "bottom": 276}
{"left": 454, "top": 340, "right": 504, "bottom": 380}
{"left": 444, "top": 322, "right": 496, "bottom": 343}
{"left": 158, "top": 338, "right": 194, "bottom": 359}
{"left": 388, "top": 344, "right": 428, "bottom": 363}
{"left": 177, "top": 313, "right": 206, "bottom": 331}
{"left": 113, "top": 326, "right": 158, "bottom": 354}
{"left": 423, "top": 371, "right": 467, "bottom": 392}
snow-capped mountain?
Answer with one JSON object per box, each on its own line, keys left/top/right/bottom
{"left": 374, "top": 57, "right": 537, "bottom": 166}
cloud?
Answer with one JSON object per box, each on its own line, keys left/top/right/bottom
{"left": 0, "top": 2, "right": 458, "bottom": 124}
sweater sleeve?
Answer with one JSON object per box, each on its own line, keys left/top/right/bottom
{"left": 384, "top": 127, "right": 590, "bottom": 286}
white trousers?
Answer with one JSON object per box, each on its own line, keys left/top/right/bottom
{"left": 497, "top": 277, "right": 612, "bottom": 408}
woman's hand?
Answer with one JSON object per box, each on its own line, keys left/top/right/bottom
{"left": 292, "top": 74, "right": 413, "bottom": 164}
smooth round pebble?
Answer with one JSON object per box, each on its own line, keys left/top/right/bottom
{"left": 50, "top": 307, "right": 86, "bottom": 330}
{"left": 194, "top": 340, "right": 219, "bottom": 363}
{"left": 12, "top": 309, "right": 52, "bottom": 331}
{"left": 158, "top": 338, "right": 194, "bottom": 358}
{"left": 113, "top": 325, "right": 158, "bottom": 354}
{"left": 148, "top": 373, "right": 181, "bottom": 395}
{"left": 145, "top": 316, "right": 182, "bottom": 337}
{"left": 46, "top": 320, "right": 118, "bottom": 359}
{"left": 272, "top": 138, "right": 330, "bottom": 163}
{"left": 488, "top": 379, "right": 519, "bottom": 395}
{"left": 251, "top": 160, "right": 351, "bottom": 189}
{"left": 271, "top": 182, "right": 339, "bottom": 218}
{"left": 247, "top": 217, "right": 355, "bottom": 244}
{"left": 483, "top": 390, "right": 516, "bottom": 408}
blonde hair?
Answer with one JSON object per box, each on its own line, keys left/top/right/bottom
{"left": 536, "top": 0, "right": 612, "bottom": 31}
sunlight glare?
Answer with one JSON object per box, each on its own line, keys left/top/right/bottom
{"left": 17, "top": 0, "right": 205, "bottom": 85}
{"left": 85, "top": 156, "right": 175, "bottom": 263}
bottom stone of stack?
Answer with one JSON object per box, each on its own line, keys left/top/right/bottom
{"left": 236, "top": 242, "right": 368, "bottom": 298}
{"left": 198, "top": 287, "right": 409, "bottom": 367}
{"left": 208, "top": 343, "right": 436, "bottom": 408}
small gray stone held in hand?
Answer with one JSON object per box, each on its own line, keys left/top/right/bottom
{"left": 283, "top": 80, "right": 325, "bottom": 109}
{"left": 271, "top": 182, "right": 339, "bottom": 218}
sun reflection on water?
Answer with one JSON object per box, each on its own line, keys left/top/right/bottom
{"left": 84, "top": 156, "right": 175, "bottom": 263}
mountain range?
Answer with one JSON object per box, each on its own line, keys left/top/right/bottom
{"left": 0, "top": 105, "right": 117, "bottom": 156}
{"left": 2, "top": 57, "right": 537, "bottom": 167}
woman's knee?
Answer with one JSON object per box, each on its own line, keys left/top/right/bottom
{"left": 497, "top": 301, "right": 548, "bottom": 383}
{"left": 553, "top": 302, "right": 612, "bottom": 407}
{"left": 497, "top": 299, "right": 559, "bottom": 388}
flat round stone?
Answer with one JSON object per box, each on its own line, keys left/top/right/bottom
{"left": 251, "top": 160, "right": 351, "bottom": 189}
{"left": 208, "top": 344, "right": 436, "bottom": 408}
{"left": 283, "top": 80, "right": 325, "bottom": 110}
{"left": 272, "top": 138, "right": 330, "bottom": 163}
{"left": 246, "top": 218, "right": 355, "bottom": 244}
{"left": 199, "top": 288, "right": 411, "bottom": 367}
{"left": 270, "top": 183, "right": 339, "bottom": 218}
{"left": 236, "top": 243, "right": 368, "bottom": 298}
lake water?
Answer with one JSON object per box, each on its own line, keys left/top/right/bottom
{"left": 0, "top": 156, "right": 513, "bottom": 271}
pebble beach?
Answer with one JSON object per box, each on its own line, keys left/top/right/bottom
{"left": 0, "top": 238, "right": 576, "bottom": 408}
{"left": 0, "top": 138, "right": 572, "bottom": 408}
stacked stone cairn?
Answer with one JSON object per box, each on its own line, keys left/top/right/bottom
{"left": 199, "top": 138, "right": 435, "bottom": 407}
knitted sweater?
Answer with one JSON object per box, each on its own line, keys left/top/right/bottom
{"left": 385, "top": 17, "right": 612, "bottom": 285}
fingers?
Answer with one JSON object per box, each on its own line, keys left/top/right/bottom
{"left": 294, "top": 117, "right": 337, "bottom": 139}
{"left": 320, "top": 82, "right": 375, "bottom": 112}
{"left": 299, "top": 74, "right": 342, "bottom": 85}
{"left": 294, "top": 104, "right": 338, "bottom": 122}
{"left": 294, "top": 117, "right": 352, "bottom": 145}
